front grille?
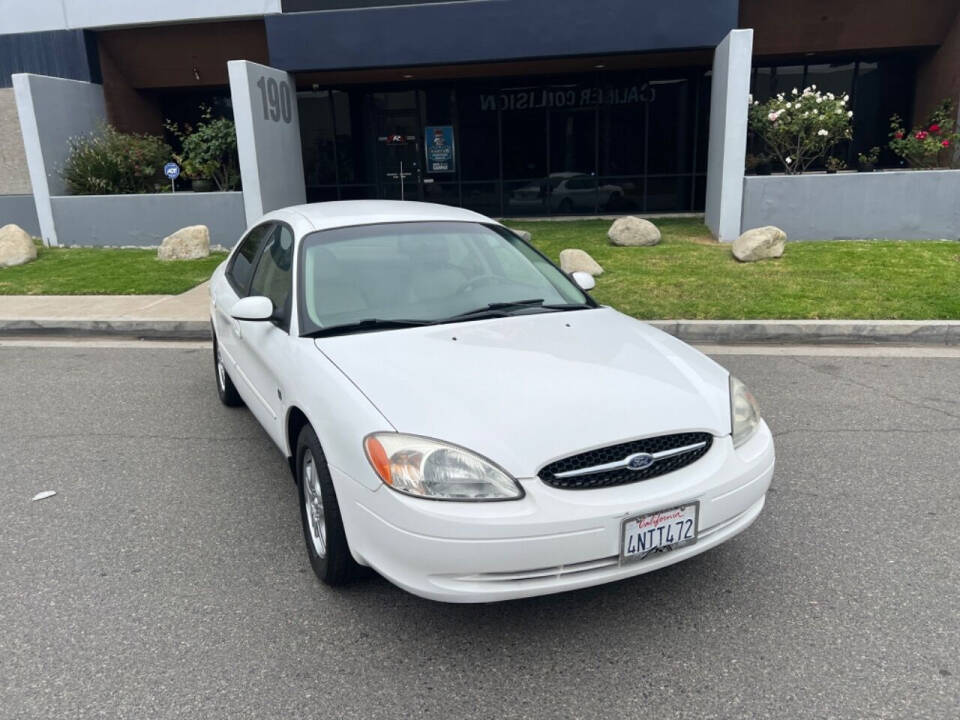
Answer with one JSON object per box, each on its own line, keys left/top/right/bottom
{"left": 538, "top": 432, "right": 713, "bottom": 490}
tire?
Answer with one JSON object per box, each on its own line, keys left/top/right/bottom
{"left": 212, "top": 329, "right": 244, "bottom": 407}
{"left": 297, "top": 425, "right": 357, "bottom": 586}
{"left": 558, "top": 197, "right": 574, "bottom": 214}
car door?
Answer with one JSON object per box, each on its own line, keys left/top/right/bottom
{"left": 234, "top": 223, "right": 296, "bottom": 448}
{"left": 212, "top": 222, "right": 275, "bottom": 414}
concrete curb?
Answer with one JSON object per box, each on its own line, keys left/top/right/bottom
{"left": 647, "top": 320, "right": 960, "bottom": 346}
{"left": 0, "top": 319, "right": 211, "bottom": 339}
{"left": 1, "top": 318, "right": 959, "bottom": 345}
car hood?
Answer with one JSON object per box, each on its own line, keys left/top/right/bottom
{"left": 314, "top": 308, "right": 731, "bottom": 478}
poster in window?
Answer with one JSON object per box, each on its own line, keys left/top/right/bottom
{"left": 425, "top": 125, "right": 455, "bottom": 173}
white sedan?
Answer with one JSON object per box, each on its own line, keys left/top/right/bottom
{"left": 209, "top": 200, "right": 774, "bottom": 603}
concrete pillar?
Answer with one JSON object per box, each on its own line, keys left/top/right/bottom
{"left": 228, "top": 60, "right": 305, "bottom": 227}
{"left": 12, "top": 74, "right": 106, "bottom": 246}
{"left": 704, "top": 29, "right": 753, "bottom": 242}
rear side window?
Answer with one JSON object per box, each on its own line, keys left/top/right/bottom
{"left": 227, "top": 223, "right": 274, "bottom": 294}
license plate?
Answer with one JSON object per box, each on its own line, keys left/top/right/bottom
{"left": 620, "top": 502, "right": 699, "bottom": 563}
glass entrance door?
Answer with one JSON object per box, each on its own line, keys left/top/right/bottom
{"left": 372, "top": 91, "right": 423, "bottom": 201}
{"left": 548, "top": 107, "right": 599, "bottom": 213}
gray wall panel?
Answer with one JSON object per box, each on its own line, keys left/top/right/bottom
{"left": 0, "top": 194, "right": 40, "bottom": 235}
{"left": 266, "top": 0, "right": 738, "bottom": 71}
{"left": 49, "top": 192, "right": 247, "bottom": 247}
{"left": 741, "top": 171, "right": 960, "bottom": 240}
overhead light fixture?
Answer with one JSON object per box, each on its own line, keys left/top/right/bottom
{"left": 594, "top": 64, "right": 606, "bottom": 69}
{"left": 402, "top": 74, "right": 414, "bottom": 79}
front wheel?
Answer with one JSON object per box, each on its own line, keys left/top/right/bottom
{"left": 297, "top": 425, "right": 357, "bottom": 586}
{"left": 212, "top": 329, "right": 243, "bottom": 407}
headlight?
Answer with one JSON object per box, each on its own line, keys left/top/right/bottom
{"left": 730, "top": 375, "right": 761, "bottom": 448}
{"left": 363, "top": 433, "right": 523, "bottom": 501}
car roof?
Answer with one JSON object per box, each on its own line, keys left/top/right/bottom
{"left": 261, "top": 200, "right": 499, "bottom": 233}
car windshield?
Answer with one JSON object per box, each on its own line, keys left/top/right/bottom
{"left": 298, "top": 221, "right": 591, "bottom": 335}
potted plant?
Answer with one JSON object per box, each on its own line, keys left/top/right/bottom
{"left": 857, "top": 147, "right": 880, "bottom": 172}
{"left": 164, "top": 105, "right": 241, "bottom": 192}
{"left": 889, "top": 99, "right": 960, "bottom": 169}
{"left": 825, "top": 156, "right": 846, "bottom": 174}
{"left": 748, "top": 86, "right": 853, "bottom": 174}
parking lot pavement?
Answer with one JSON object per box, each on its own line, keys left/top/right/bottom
{"left": 1, "top": 341, "right": 958, "bottom": 719}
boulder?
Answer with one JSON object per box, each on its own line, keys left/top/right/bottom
{"left": 608, "top": 216, "right": 661, "bottom": 246}
{"left": 157, "top": 225, "right": 210, "bottom": 261}
{"left": 733, "top": 226, "right": 786, "bottom": 262}
{"left": 559, "top": 248, "right": 603, "bottom": 276}
{"left": 508, "top": 228, "right": 532, "bottom": 242}
{"left": 0, "top": 224, "right": 37, "bottom": 268}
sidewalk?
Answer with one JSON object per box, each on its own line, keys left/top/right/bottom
{"left": 0, "top": 284, "right": 958, "bottom": 344}
{"left": 0, "top": 282, "right": 211, "bottom": 338}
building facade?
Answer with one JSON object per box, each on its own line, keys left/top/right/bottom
{"left": 1, "top": 0, "right": 958, "bottom": 224}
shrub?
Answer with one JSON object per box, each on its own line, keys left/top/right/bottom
{"left": 748, "top": 86, "right": 853, "bottom": 174}
{"left": 164, "top": 106, "right": 240, "bottom": 191}
{"left": 61, "top": 125, "right": 173, "bottom": 195}
{"left": 889, "top": 99, "right": 960, "bottom": 169}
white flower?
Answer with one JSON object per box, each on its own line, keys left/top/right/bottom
{"left": 835, "top": 108, "right": 842, "bottom": 114}
{"left": 811, "top": 84, "right": 817, "bottom": 90}
{"left": 792, "top": 87, "right": 798, "bottom": 95}
{"left": 847, "top": 110, "right": 853, "bottom": 117}
{"left": 785, "top": 157, "right": 793, "bottom": 164}
{"left": 753, "top": 100, "right": 759, "bottom": 105}
{"left": 817, "top": 129, "right": 829, "bottom": 136}
{"left": 768, "top": 110, "right": 782, "bottom": 122}
{"left": 816, "top": 96, "right": 823, "bottom": 103}
{"left": 785, "top": 102, "right": 792, "bottom": 109}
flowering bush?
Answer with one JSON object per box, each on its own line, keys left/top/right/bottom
{"left": 889, "top": 99, "right": 960, "bottom": 169}
{"left": 62, "top": 125, "right": 173, "bottom": 195}
{"left": 748, "top": 86, "right": 853, "bottom": 174}
{"left": 164, "top": 106, "right": 240, "bottom": 191}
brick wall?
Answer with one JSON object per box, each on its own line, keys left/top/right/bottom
{"left": 0, "top": 88, "right": 32, "bottom": 195}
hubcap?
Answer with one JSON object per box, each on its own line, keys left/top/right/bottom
{"left": 302, "top": 451, "right": 327, "bottom": 558}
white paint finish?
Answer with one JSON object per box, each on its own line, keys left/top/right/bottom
{"left": 208, "top": 201, "right": 775, "bottom": 602}
{"left": 705, "top": 29, "right": 753, "bottom": 242}
{"left": 316, "top": 308, "right": 732, "bottom": 479}
{"left": 0, "top": 0, "right": 281, "bottom": 35}
{"left": 741, "top": 170, "right": 960, "bottom": 240}
{"left": 228, "top": 61, "right": 306, "bottom": 227}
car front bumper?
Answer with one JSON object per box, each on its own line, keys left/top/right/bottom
{"left": 335, "top": 422, "right": 775, "bottom": 603}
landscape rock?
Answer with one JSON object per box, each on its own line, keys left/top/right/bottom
{"left": 559, "top": 248, "right": 603, "bottom": 276}
{"left": 608, "top": 216, "right": 661, "bottom": 246}
{"left": 509, "top": 228, "right": 532, "bottom": 242}
{"left": 733, "top": 226, "right": 787, "bottom": 262}
{"left": 0, "top": 224, "right": 37, "bottom": 268}
{"left": 157, "top": 225, "right": 210, "bottom": 261}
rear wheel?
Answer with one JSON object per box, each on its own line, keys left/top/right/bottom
{"left": 297, "top": 425, "right": 356, "bottom": 586}
{"left": 212, "top": 329, "right": 243, "bottom": 407}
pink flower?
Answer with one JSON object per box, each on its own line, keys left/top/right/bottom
{"left": 915, "top": 131, "right": 928, "bottom": 140}
{"left": 929, "top": 124, "right": 941, "bottom": 133}
{"left": 894, "top": 131, "right": 904, "bottom": 139}
{"left": 942, "top": 139, "right": 951, "bottom": 148}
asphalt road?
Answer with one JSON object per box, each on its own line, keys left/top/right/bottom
{"left": 2, "top": 341, "right": 958, "bottom": 719}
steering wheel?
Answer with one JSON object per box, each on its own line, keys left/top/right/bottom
{"left": 456, "top": 274, "right": 503, "bottom": 294}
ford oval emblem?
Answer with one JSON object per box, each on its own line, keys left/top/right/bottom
{"left": 626, "top": 452, "right": 655, "bottom": 471}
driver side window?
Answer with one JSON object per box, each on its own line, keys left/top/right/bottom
{"left": 249, "top": 225, "right": 294, "bottom": 331}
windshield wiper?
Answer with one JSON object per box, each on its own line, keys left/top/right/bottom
{"left": 442, "top": 299, "right": 546, "bottom": 321}
{"left": 303, "top": 318, "right": 433, "bottom": 338}
{"left": 442, "top": 299, "right": 593, "bottom": 322}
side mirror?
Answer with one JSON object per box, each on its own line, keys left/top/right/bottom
{"left": 230, "top": 295, "right": 274, "bottom": 321}
{"left": 572, "top": 271, "right": 596, "bottom": 291}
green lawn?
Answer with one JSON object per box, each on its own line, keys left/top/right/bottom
{"left": 0, "top": 244, "right": 227, "bottom": 295}
{"left": 509, "top": 217, "right": 960, "bottom": 320}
